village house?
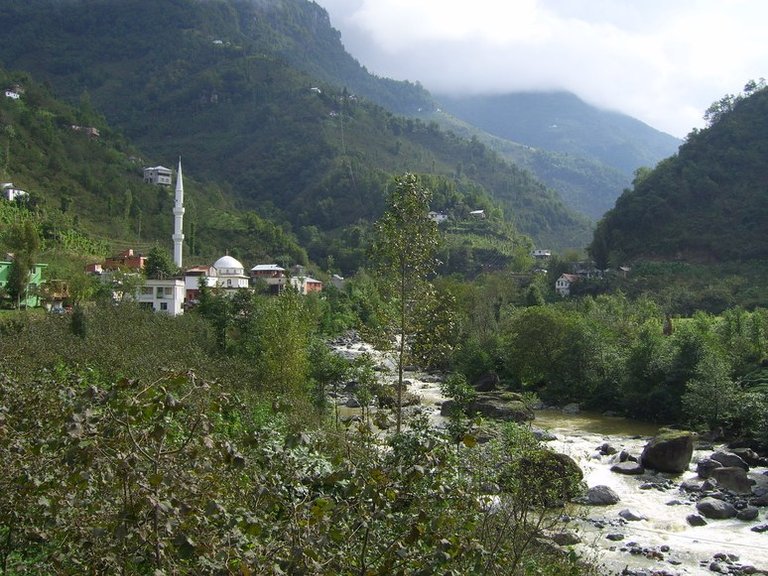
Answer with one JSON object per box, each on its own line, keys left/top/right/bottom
{"left": 4, "top": 89, "right": 21, "bottom": 100}
{"left": 143, "top": 166, "right": 173, "bottom": 186}
{"left": 104, "top": 248, "right": 146, "bottom": 271}
{"left": 469, "top": 209, "right": 486, "bottom": 219}
{"left": 183, "top": 265, "right": 217, "bottom": 303}
{"left": 555, "top": 273, "right": 580, "bottom": 297}
{"left": 250, "top": 263, "right": 288, "bottom": 294}
{"left": 137, "top": 278, "right": 185, "bottom": 316}
{"left": 70, "top": 125, "right": 101, "bottom": 139}
{"left": 532, "top": 249, "right": 551, "bottom": 259}
{"left": 428, "top": 211, "right": 449, "bottom": 224}
{"left": 290, "top": 274, "right": 323, "bottom": 295}
{"left": 0, "top": 259, "right": 47, "bottom": 308}
{"left": 2, "top": 183, "right": 28, "bottom": 202}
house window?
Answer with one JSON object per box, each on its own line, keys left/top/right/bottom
{"left": 164, "top": 287, "right": 173, "bottom": 296}
{"left": 160, "top": 302, "right": 168, "bottom": 311}
{"left": 156, "top": 287, "right": 165, "bottom": 298}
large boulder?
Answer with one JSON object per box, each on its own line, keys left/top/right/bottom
{"left": 711, "top": 451, "right": 749, "bottom": 471}
{"left": 696, "top": 497, "right": 737, "bottom": 520}
{"left": 500, "top": 449, "right": 584, "bottom": 506}
{"left": 472, "top": 371, "right": 500, "bottom": 392}
{"left": 640, "top": 430, "right": 695, "bottom": 473}
{"left": 709, "top": 467, "right": 754, "bottom": 494}
{"left": 697, "top": 458, "right": 723, "bottom": 479}
{"left": 463, "top": 391, "right": 534, "bottom": 423}
{"left": 586, "top": 485, "right": 621, "bottom": 505}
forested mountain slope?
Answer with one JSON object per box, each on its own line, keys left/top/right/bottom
{"left": 0, "top": 0, "right": 591, "bottom": 256}
{"left": 590, "top": 85, "right": 768, "bottom": 265}
{"left": 435, "top": 92, "right": 681, "bottom": 219}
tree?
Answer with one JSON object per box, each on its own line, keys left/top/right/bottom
{"left": 144, "top": 245, "right": 176, "bottom": 280}
{"left": 370, "top": 173, "right": 440, "bottom": 433}
{"left": 5, "top": 220, "right": 40, "bottom": 308}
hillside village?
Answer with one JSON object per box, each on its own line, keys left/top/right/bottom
{"left": 0, "top": 159, "right": 331, "bottom": 315}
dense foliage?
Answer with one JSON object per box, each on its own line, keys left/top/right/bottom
{"left": 0, "top": 290, "right": 588, "bottom": 575}
{"left": 591, "top": 83, "right": 768, "bottom": 264}
{"left": 0, "top": 0, "right": 591, "bottom": 256}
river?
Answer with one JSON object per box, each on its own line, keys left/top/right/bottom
{"left": 331, "top": 338, "right": 768, "bottom": 574}
{"left": 533, "top": 410, "right": 768, "bottom": 575}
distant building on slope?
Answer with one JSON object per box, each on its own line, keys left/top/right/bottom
{"left": 143, "top": 165, "right": 173, "bottom": 186}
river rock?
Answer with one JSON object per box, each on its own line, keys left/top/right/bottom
{"left": 550, "top": 531, "right": 581, "bottom": 546}
{"left": 710, "top": 467, "right": 754, "bottom": 494}
{"left": 737, "top": 506, "right": 760, "bottom": 521}
{"left": 729, "top": 447, "right": 764, "bottom": 467}
{"left": 687, "top": 514, "right": 707, "bottom": 526}
{"left": 611, "top": 461, "right": 645, "bottom": 475}
{"left": 562, "top": 402, "right": 580, "bottom": 414}
{"left": 586, "top": 485, "right": 620, "bottom": 505}
{"left": 471, "top": 371, "right": 499, "bottom": 392}
{"left": 597, "top": 442, "right": 617, "bottom": 455}
{"left": 532, "top": 427, "right": 557, "bottom": 441}
{"left": 696, "top": 497, "right": 737, "bottom": 520}
{"left": 618, "top": 508, "right": 646, "bottom": 521}
{"left": 697, "top": 458, "right": 723, "bottom": 479}
{"left": 640, "top": 430, "right": 695, "bottom": 473}
{"left": 711, "top": 451, "right": 749, "bottom": 471}
{"left": 464, "top": 392, "right": 534, "bottom": 422}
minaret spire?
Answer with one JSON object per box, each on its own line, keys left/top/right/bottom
{"left": 172, "top": 157, "right": 185, "bottom": 268}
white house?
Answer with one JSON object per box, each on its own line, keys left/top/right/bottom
{"left": 532, "top": 249, "right": 552, "bottom": 259}
{"left": 213, "top": 255, "right": 249, "bottom": 291}
{"left": 143, "top": 166, "right": 173, "bottom": 186}
{"left": 290, "top": 275, "right": 323, "bottom": 295}
{"left": 183, "top": 265, "right": 217, "bottom": 303}
{"left": 4, "top": 89, "right": 20, "bottom": 100}
{"left": 469, "top": 209, "right": 486, "bottom": 219}
{"left": 428, "top": 211, "right": 449, "bottom": 224}
{"left": 137, "top": 278, "right": 185, "bottom": 315}
{"left": 2, "top": 183, "right": 27, "bottom": 201}
{"left": 555, "top": 273, "right": 580, "bottom": 297}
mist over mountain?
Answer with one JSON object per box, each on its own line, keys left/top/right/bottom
{"left": 435, "top": 91, "right": 682, "bottom": 219}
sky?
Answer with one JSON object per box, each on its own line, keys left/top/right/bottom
{"left": 314, "top": 0, "right": 768, "bottom": 138}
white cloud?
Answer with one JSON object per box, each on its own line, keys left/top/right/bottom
{"left": 316, "top": 0, "right": 768, "bottom": 137}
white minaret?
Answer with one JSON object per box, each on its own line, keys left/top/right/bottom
{"left": 172, "top": 157, "right": 185, "bottom": 268}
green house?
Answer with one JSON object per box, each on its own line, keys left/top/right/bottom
{"left": 0, "top": 260, "right": 47, "bottom": 308}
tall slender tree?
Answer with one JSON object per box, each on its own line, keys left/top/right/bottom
{"left": 6, "top": 220, "right": 40, "bottom": 308}
{"left": 371, "top": 173, "right": 440, "bottom": 433}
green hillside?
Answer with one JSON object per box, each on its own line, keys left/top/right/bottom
{"left": 0, "top": 66, "right": 310, "bottom": 270}
{"left": 0, "top": 0, "right": 591, "bottom": 259}
{"left": 590, "top": 83, "right": 768, "bottom": 266}
{"left": 435, "top": 92, "right": 681, "bottom": 219}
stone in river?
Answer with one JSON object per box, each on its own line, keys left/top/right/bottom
{"left": 737, "top": 506, "right": 760, "bottom": 521}
{"left": 618, "top": 508, "right": 646, "bottom": 521}
{"left": 687, "top": 514, "right": 707, "bottom": 526}
{"left": 711, "top": 451, "right": 749, "bottom": 471}
{"left": 710, "top": 466, "right": 754, "bottom": 494}
{"left": 611, "top": 461, "right": 645, "bottom": 475}
{"left": 586, "top": 485, "right": 620, "bottom": 505}
{"left": 640, "top": 430, "right": 695, "bottom": 474}
{"left": 696, "top": 497, "right": 737, "bottom": 520}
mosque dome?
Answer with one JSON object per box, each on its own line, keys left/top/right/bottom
{"left": 213, "top": 255, "right": 244, "bottom": 274}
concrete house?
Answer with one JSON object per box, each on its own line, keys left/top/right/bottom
{"left": 0, "top": 260, "right": 47, "bottom": 307}
{"left": 143, "top": 166, "right": 173, "bottom": 186}
{"left": 555, "top": 273, "right": 580, "bottom": 297}
{"left": 251, "top": 264, "right": 287, "bottom": 293}
{"left": 137, "top": 278, "right": 185, "bottom": 316}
